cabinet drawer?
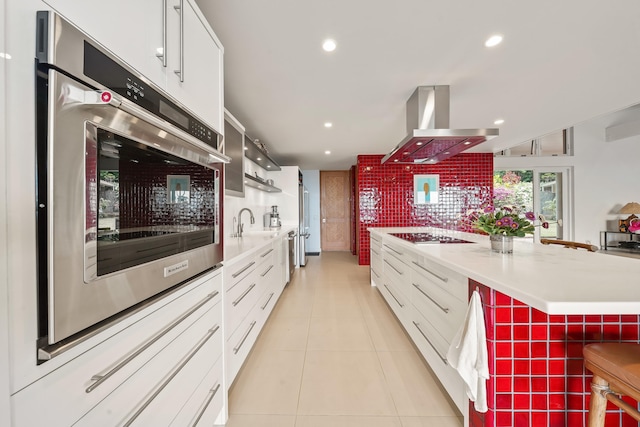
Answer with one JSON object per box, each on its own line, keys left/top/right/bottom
{"left": 409, "top": 306, "right": 450, "bottom": 367}
{"left": 225, "top": 257, "right": 257, "bottom": 289}
{"left": 411, "top": 274, "right": 466, "bottom": 344}
{"left": 256, "top": 244, "right": 275, "bottom": 266}
{"left": 226, "top": 311, "right": 262, "bottom": 387}
{"left": 74, "top": 298, "right": 223, "bottom": 426}
{"left": 382, "top": 253, "right": 411, "bottom": 298}
{"left": 408, "top": 307, "right": 466, "bottom": 413}
{"left": 226, "top": 270, "right": 261, "bottom": 337}
{"left": 410, "top": 257, "right": 467, "bottom": 302}
{"left": 169, "top": 357, "right": 224, "bottom": 426}
{"left": 370, "top": 263, "right": 383, "bottom": 286}
{"left": 11, "top": 271, "right": 221, "bottom": 427}
{"left": 378, "top": 279, "right": 410, "bottom": 327}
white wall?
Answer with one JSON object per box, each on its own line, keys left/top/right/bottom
{"left": 301, "top": 170, "right": 321, "bottom": 254}
{"left": 223, "top": 162, "right": 300, "bottom": 259}
{"left": 0, "top": 0, "right": 11, "bottom": 422}
{"left": 495, "top": 104, "right": 640, "bottom": 247}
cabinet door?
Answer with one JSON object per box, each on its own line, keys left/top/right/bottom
{"left": 42, "top": 0, "right": 168, "bottom": 89}
{"left": 166, "top": 0, "right": 223, "bottom": 133}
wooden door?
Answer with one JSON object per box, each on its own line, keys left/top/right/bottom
{"left": 320, "top": 171, "right": 351, "bottom": 251}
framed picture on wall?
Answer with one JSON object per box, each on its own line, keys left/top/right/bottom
{"left": 167, "top": 175, "right": 190, "bottom": 203}
{"left": 414, "top": 174, "right": 439, "bottom": 204}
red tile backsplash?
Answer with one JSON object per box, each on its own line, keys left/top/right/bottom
{"left": 469, "top": 279, "right": 640, "bottom": 427}
{"left": 356, "top": 153, "right": 493, "bottom": 265}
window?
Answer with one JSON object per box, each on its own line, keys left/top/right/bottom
{"left": 494, "top": 168, "right": 572, "bottom": 241}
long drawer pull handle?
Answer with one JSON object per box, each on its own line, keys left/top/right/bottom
{"left": 173, "top": 0, "right": 185, "bottom": 82}
{"left": 411, "top": 261, "right": 449, "bottom": 283}
{"left": 384, "top": 259, "right": 404, "bottom": 275}
{"left": 232, "top": 261, "right": 255, "bottom": 278}
{"left": 412, "top": 321, "right": 447, "bottom": 365}
{"left": 383, "top": 244, "right": 403, "bottom": 256}
{"left": 383, "top": 284, "right": 404, "bottom": 308}
{"left": 232, "top": 283, "right": 256, "bottom": 307}
{"left": 261, "top": 292, "right": 275, "bottom": 310}
{"left": 156, "top": 0, "right": 167, "bottom": 66}
{"left": 371, "top": 248, "right": 379, "bottom": 256}
{"left": 260, "top": 264, "right": 274, "bottom": 277}
{"left": 191, "top": 382, "right": 221, "bottom": 426}
{"left": 122, "top": 324, "right": 220, "bottom": 426}
{"left": 233, "top": 321, "right": 257, "bottom": 354}
{"left": 412, "top": 283, "right": 450, "bottom": 313}
{"left": 86, "top": 291, "right": 219, "bottom": 393}
{"left": 371, "top": 268, "right": 380, "bottom": 279}
{"left": 261, "top": 248, "right": 274, "bottom": 257}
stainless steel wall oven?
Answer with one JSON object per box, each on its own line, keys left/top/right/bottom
{"left": 35, "top": 11, "right": 229, "bottom": 361}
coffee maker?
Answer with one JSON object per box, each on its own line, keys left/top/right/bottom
{"left": 263, "top": 205, "right": 281, "bottom": 229}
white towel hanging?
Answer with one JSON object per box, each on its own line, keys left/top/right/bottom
{"left": 446, "top": 290, "right": 489, "bottom": 413}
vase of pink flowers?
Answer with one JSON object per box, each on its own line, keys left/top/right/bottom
{"left": 468, "top": 205, "right": 560, "bottom": 253}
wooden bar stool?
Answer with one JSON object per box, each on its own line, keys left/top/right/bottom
{"left": 583, "top": 343, "right": 640, "bottom": 426}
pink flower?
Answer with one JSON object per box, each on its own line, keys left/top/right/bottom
{"left": 525, "top": 212, "right": 536, "bottom": 221}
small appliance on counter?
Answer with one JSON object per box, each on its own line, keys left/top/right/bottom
{"left": 263, "top": 205, "right": 281, "bottom": 229}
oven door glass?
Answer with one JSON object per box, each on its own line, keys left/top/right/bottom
{"left": 85, "top": 125, "right": 219, "bottom": 281}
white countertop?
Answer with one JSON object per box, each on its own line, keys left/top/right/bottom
{"left": 370, "top": 227, "right": 640, "bottom": 315}
{"left": 224, "top": 226, "right": 297, "bottom": 262}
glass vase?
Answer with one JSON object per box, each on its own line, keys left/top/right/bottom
{"left": 490, "top": 234, "right": 513, "bottom": 254}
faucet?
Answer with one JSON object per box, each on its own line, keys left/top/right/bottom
{"left": 232, "top": 216, "right": 237, "bottom": 237}
{"left": 237, "top": 208, "right": 255, "bottom": 237}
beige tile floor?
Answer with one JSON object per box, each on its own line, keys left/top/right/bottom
{"left": 225, "top": 252, "right": 463, "bottom": 427}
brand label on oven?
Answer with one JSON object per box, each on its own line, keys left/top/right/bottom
{"left": 164, "top": 260, "right": 189, "bottom": 277}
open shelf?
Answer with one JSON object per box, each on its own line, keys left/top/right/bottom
{"left": 244, "top": 173, "right": 282, "bottom": 193}
{"left": 244, "top": 138, "right": 281, "bottom": 171}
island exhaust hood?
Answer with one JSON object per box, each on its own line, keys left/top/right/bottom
{"left": 381, "top": 85, "right": 499, "bottom": 164}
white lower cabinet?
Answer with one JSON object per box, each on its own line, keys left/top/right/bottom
{"left": 10, "top": 231, "right": 289, "bottom": 426}
{"left": 224, "top": 236, "right": 286, "bottom": 388}
{"left": 11, "top": 269, "right": 224, "bottom": 427}
{"left": 169, "top": 356, "right": 224, "bottom": 426}
{"left": 74, "top": 298, "right": 223, "bottom": 426}
{"left": 369, "top": 230, "right": 468, "bottom": 413}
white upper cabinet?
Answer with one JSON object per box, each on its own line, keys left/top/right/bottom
{"left": 166, "top": 0, "right": 224, "bottom": 133}
{"left": 42, "top": 0, "right": 223, "bottom": 134}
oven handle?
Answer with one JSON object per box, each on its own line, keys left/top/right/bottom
{"left": 73, "top": 88, "right": 230, "bottom": 164}
{"left": 85, "top": 291, "right": 219, "bottom": 393}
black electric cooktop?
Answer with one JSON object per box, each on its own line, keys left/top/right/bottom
{"left": 389, "top": 232, "right": 473, "bottom": 244}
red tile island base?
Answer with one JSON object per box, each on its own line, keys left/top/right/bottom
{"left": 469, "top": 279, "right": 640, "bottom": 427}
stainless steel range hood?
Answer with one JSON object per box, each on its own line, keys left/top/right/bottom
{"left": 381, "top": 86, "right": 498, "bottom": 164}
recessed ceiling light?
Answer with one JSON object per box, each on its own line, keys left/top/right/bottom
{"left": 0, "top": 52, "right": 12, "bottom": 59}
{"left": 485, "top": 35, "right": 503, "bottom": 47}
{"left": 322, "top": 39, "right": 336, "bottom": 52}
{"left": 324, "top": 122, "right": 333, "bottom": 128}
{"left": 325, "top": 150, "right": 331, "bottom": 155}
{"left": 257, "top": 157, "right": 262, "bottom": 161}
{"left": 494, "top": 119, "right": 505, "bottom": 125}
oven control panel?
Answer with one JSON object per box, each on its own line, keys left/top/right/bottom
{"left": 83, "top": 42, "right": 219, "bottom": 149}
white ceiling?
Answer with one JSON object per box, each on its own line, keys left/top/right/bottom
{"left": 197, "top": 0, "right": 640, "bottom": 170}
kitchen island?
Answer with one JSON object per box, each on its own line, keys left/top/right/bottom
{"left": 369, "top": 227, "right": 640, "bottom": 427}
